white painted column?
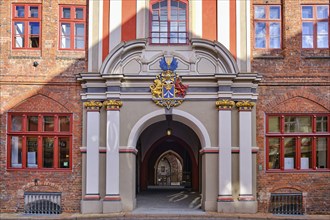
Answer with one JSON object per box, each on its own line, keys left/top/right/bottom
{"left": 109, "top": 0, "right": 122, "bottom": 51}
{"left": 87, "top": 1, "right": 93, "bottom": 72}
{"left": 237, "top": 101, "right": 255, "bottom": 201}
{"left": 217, "top": 0, "right": 230, "bottom": 50}
{"left": 191, "top": 0, "right": 202, "bottom": 38}
{"left": 84, "top": 101, "right": 102, "bottom": 200}
{"left": 216, "top": 100, "right": 235, "bottom": 203}
{"left": 136, "top": 0, "right": 146, "bottom": 39}
{"left": 103, "top": 100, "right": 123, "bottom": 213}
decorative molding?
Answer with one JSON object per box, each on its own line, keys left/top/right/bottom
{"left": 216, "top": 99, "right": 235, "bottom": 110}
{"left": 84, "top": 101, "right": 103, "bottom": 111}
{"left": 103, "top": 100, "right": 123, "bottom": 110}
{"left": 236, "top": 100, "right": 255, "bottom": 111}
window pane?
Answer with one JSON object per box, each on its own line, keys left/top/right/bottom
{"left": 270, "top": 23, "right": 281, "bottom": 48}
{"left": 268, "top": 116, "right": 280, "bottom": 132}
{"left": 59, "top": 116, "right": 70, "bottom": 132}
{"left": 179, "top": 2, "right": 186, "bottom": 10}
{"left": 317, "top": 22, "right": 329, "bottom": 48}
{"left": 152, "top": 11, "right": 159, "bottom": 21}
{"left": 160, "top": 22, "right": 167, "bottom": 32}
{"left": 170, "top": 22, "right": 178, "bottom": 32}
{"left": 300, "top": 137, "right": 312, "bottom": 169}
{"left": 152, "top": 22, "right": 160, "bottom": 31}
{"left": 160, "top": 33, "right": 168, "bottom": 43}
{"left": 29, "top": 22, "right": 40, "bottom": 35}
{"left": 178, "top": 22, "right": 186, "bottom": 32}
{"left": 302, "top": 22, "right": 313, "bottom": 35}
{"left": 11, "top": 116, "right": 23, "bottom": 131}
{"left": 171, "top": 0, "right": 178, "bottom": 8}
{"left": 160, "top": 10, "right": 167, "bottom": 21}
{"left": 27, "top": 137, "right": 38, "bottom": 168}
{"left": 16, "top": 6, "right": 25, "bottom": 17}
{"left": 75, "top": 37, "right": 84, "bottom": 49}
{"left": 63, "top": 7, "right": 71, "bottom": 18}
{"left": 270, "top": 6, "right": 280, "bottom": 19}
{"left": 152, "top": 2, "right": 159, "bottom": 10}
{"left": 255, "top": 6, "right": 265, "bottom": 19}
{"left": 178, "top": 9, "right": 186, "bottom": 20}
{"left": 11, "top": 136, "right": 22, "bottom": 168}
{"left": 284, "top": 116, "right": 312, "bottom": 133}
{"left": 170, "top": 32, "right": 178, "bottom": 43}
{"left": 302, "top": 35, "right": 314, "bottom": 48}
{"left": 317, "top": 6, "right": 329, "bottom": 19}
{"left": 255, "top": 22, "right": 266, "bottom": 48}
{"left": 171, "top": 9, "right": 178, "bottom": 20}
{"left": 317, "top": 138, "right": 328, "bottom": 168}
{"left": 59, "top": 137, "right": 70, "bottom": 168}
{"left": 15, "top": 22, "right": 24, "bottom": 35}
{"left": 179, "top": 33, "right": 186, "bottom": 43}
{"left": 76, "top": 8, "right": 83, "bottom": 19}
{"left": 152, "top": 33, "right": 159, "bottom": 43}
{"left": 61, "top": 23, "right": 71, "bottom": 48}
{"left": 160, "top": 0, "right": 167, "bottom": 8}
{"left": 29, "top": 6, "right": 38, "bottom": 18}
{"left": 284, "top": 138, "right": 296, "bottom": 169}
{"left": 268, "top": 138, "right": 280, "bottom": 169}
{"left": 43, "top": 137, "right": 54, "bottom": 168}
{"left": 75, "top": 24, "right": 85, "bottom": 36}
{"left": 43, "top": 116, "right": 54, "bottom": 131}
{"left": 302, "top": 6, "right": 313, "bottom": 19}
{"left": 27, "top": 116, "right": 38, "bottom": 131}
{"left": 316, "top": 116, "right": 328, "bottom": 132}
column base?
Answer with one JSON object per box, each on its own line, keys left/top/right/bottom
{"left": 81, "top": 199, "right": 102, "bottom": 214}
{"left": 217, "top": 200, "right": 257, "bottom": 213}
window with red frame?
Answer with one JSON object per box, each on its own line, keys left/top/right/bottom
{"left": 59, "top": 5, "right": 86, "bottom": 50}
{"left": 266, "top": 114, "right": 330, "bottom": 171}
{"left": 302, "top": 5, "right": 329, "bottom": 49}
{"left": 7, "top": 113, "right": 72, "bottom": 170}
{"left": 254, "top": 5, "right": 281, "bottom": 49}
{"left": 12, "top": 4, "right": 41, "bottom": 49}
{"left": 150, "top": 0, "right": 188, "bottom": 44}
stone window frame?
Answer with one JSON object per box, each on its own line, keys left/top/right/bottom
{"left": 149, "top": 0, "right": 189, "bottom": 45}
{"left": 12, "top": 4, "right": 42, "bottom": 49}
{"left": 7, "top": 112, "right": 73, "bottom": 171}
{"left": 59, "top": 5, "right": 86, "bottom": 50}
{"left": 253, "top": 4, "right": 282, "bottom": 50}
{"left": 266, "top": 113, "right": 330, "bottom": 172}
{"left": 301, "top": 4, "right": 329, "bottom": 49}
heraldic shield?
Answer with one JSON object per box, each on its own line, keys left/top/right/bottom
{"left": 150, "top": 57, "right": 188, "bottom": 109}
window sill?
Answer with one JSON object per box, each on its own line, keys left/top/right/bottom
{"left": 253, "top": 55, "right": 284, "bottom": 59}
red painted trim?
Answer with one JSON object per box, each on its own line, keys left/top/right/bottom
{"left": 238, "top": 195, "right": 255, "bottom": 201}
{"left": 99, "top": 149, "right": 107, "bottom": 153}
{"left": 12, "top": 4, "right": 42, "bottom": 50}
{"left": 102, "top": 0, "right": 110, "bottom": 61}
{"left": 58, "top": 5, "right": 86, "bottom": 51}
{"left": 83, "top": 195, "right": 100, "bottom": 200}
{"left": 202, "top": 0, "right": 216, "bottom": 41}
{"left": 104, "top": 195, "right": 121, "bottom": 201}
{"left": 230, "top": 0, "right": 236, "bottom": 59}
{"left": 122, "top": 0, "right": 136, "bottom": 42}
{"left": 217, "top": 196, "right": 234, "bottom": 202}
{"left": 119, "top": 148, "right": 138, "bottom": 155}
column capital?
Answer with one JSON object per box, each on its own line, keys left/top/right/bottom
{"left": 216, "top": 99, "right": 235, "bottom": 110}
{"left": 236, "top": 100, "right": 255, "bottom": 111}
{"left": 103, "top": 100, "right": 123, "bottom": 110}
{"left": 84, "top": 101, "right": 103, "bottom": 111}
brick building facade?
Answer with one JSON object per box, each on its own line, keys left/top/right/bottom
{"left": 0, "top": 0, "right": 329, "bottom": 215}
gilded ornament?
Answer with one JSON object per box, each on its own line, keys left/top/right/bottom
{"left": 84, "top": 101, "right": 103, "bottom": 110}
{"left": 236, "top": 100, "right": 255, "bottom": 110}
{"left": 103, "top": 100, "right": 123, "bottom": 110}
{"left": 215, "top": 100, "right": 235, "bottom": 109}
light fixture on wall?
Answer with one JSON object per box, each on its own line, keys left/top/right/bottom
{"left": 166, "top": 128, "right": 172, "bottom": 136}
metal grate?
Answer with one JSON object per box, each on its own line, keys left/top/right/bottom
{"left": 24, "top": 192, "right": 61, "bottom": 214}
{"left": 270, "top": 193, "right": 303, "bottom": 215}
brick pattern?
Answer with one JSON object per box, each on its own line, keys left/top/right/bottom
{"left": 0, "top": 0, "right": 86, "bottom": 213}
{"left": 252, "top": 0, "right": 330, "bottom": 215}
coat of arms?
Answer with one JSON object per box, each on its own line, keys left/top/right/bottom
{"left": 150, "top": 57, "right": 188, "bottom": 109}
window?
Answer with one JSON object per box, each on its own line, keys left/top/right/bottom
{"left": 150, "top": 0, "right": 188, "bottom": 44}
{"left": 266, "top": 114, "right": 330, "bottom": 171}
{"left": 302, "top": 5, "right": 329, "bottom": 49}
{"left": 12, "top": 4, "right": 41, "bottom": 49}
{"left": 59, "top": 5, "right": 86, "bottom": 50}
{"left": 254, "top": 5, "right": 281, "bottom": 49}
{"left": 7, "top": 113, "right": 72, "bottom": 170}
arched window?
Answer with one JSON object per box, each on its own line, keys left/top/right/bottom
{"left": 150, "top": 0, "right": 188, "bottom": 44}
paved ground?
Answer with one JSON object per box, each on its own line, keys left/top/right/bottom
{"left": 1, "top": 188, "right": 329, "bottom": 220}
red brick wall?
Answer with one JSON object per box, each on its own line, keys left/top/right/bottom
{"left": 0, "top": 0, "right": 86, "bottom": 213}
{"left": 252, "top": 0, "right": 330, "bottom": 214}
